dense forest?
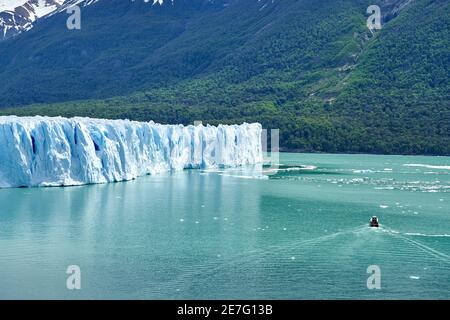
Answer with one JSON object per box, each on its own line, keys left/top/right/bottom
{"left": 0, "top": 0, "right": 449, "bottom": 155}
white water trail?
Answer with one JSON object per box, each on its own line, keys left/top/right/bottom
{"left": 161, "top": 225, "right": 450, "bottom": 290}
{"left": 159, "top": 225, "right": 369, "bottom": 288}
{"left": 382, "top": 228, "right": 450, "bottom": 265}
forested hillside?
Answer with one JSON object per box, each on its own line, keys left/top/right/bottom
{"left": 0, "top": 0, "right": 449, "bottom": 155}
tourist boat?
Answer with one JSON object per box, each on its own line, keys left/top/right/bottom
{"left": 370, "top": 216, "right": 379, "bottom": 228}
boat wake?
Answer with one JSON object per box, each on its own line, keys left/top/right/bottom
{"left": 157, "top": 223, "right": 450, "bottom": 293}
{"left": 404, "top": 233, "right": 450, "bottom": 238}
{"left": 381, "top": 228, "right": 450, "bottom": 265}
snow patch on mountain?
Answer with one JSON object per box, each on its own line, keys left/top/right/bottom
{"left": 0, "top": 0, "right": 101, "bottom": 40}
{"left": 0, "top": 0, "right": 68, "bottom": 39}
{"left": 0, "top": 1, "right": 29, "bottom": 12}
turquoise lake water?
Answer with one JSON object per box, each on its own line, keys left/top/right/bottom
{"left": 0, "top": 153, "right": 449, "bottom": 299}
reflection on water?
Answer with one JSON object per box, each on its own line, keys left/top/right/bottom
{"left": 0, "top": 153, "right": 449, "bottom": 299}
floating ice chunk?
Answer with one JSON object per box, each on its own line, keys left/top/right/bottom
{"left": 0, "top": 116, "right": 263, "bottom": 188}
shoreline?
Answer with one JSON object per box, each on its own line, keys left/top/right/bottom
{"left": 278, "top": 148, "right": 450, "bottom": 158}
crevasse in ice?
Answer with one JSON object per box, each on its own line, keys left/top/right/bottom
{"left": 0, "top": 116, "right": 263, "bottom": 188}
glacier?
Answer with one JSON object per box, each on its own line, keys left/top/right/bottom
{"left": 0, "top": 116, "right": 263, "bottom": 188}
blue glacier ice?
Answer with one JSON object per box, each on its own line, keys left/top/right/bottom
{"left": 0, "top": 116, "right": 263, "bottom": 188}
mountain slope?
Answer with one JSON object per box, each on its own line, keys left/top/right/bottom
{"left": 0, "top": 0, "right": 285, "bottom": 106}
{"left": 331, "top": 0, "right": 450, "bottom": 154}
{"left": 0, "top": 0, "right": 449, "bottom": 155}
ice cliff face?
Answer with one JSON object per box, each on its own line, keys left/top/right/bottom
{"left": 0, "top": 116, "right": 262, "bottom": 188}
